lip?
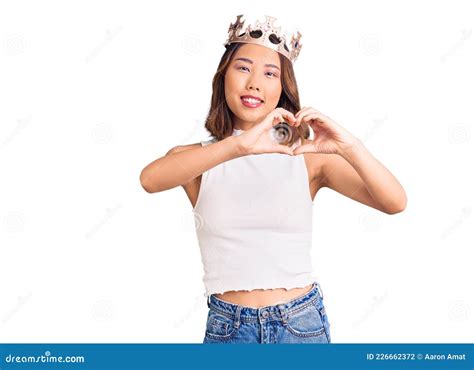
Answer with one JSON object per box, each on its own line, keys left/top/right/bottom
{"left": 241, "top": 95, "right": 264, "bottom": 108}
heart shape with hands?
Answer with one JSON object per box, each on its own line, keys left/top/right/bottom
{"left": 291, "top": 107, "right": 357, "bottom": 156}
{"left": 235, "top": 107, "right": 357, "bottom": 157}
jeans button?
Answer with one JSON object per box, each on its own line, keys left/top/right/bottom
{"left": 262, "top": 311, "right": 269, "bottom": 318}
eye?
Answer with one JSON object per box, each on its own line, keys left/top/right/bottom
{"left": 266, "top": 71, "right": 278, "bottom": 77}
{"left": 238, "top": 66, "right": 250, "bottom": 72}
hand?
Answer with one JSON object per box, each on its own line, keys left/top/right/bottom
{"left": 235, "top": 107, "right": 300, "bottom": 156}
{"left": 293, "top": 107, "right": 358, "bottom": 155}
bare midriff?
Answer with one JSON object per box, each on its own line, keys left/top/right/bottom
{"left": 213, "top": 283, "right": 314, "bottom": 308}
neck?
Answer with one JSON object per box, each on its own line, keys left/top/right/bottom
{"left": 233, "top": 121, "right": 258, "bottom": 131}
{"left": 234, "top": 126, "right": 249, "bottom": 131}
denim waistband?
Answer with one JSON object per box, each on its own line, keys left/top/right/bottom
{"left": 206, "top": 282, "right": 324, "bottom": 324}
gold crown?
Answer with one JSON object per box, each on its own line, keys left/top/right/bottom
{"left": 224, "top": 15, "right": 302, "bottom": 63}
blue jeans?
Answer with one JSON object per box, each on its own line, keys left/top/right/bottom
{"left": 203, "top": 282, "right": 331, "bottom": 344}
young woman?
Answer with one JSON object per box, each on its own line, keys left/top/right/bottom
{"left": 140, "top": 15, "right": 407, "bottom": 344}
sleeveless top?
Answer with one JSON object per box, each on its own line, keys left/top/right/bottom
{"left": 194, "top": 128, "right": 315, "bottom": 297}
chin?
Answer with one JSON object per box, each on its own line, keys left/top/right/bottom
{"left": 242, "top": 109, "right": 266, "bottom": 119}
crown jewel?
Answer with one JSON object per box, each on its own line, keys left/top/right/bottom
{"left": 224, "top": 15, "right": 302, "bottom": 63}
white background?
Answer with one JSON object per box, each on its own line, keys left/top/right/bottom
{"left": 0, "top": 0, "right": 473, "bottom": 343}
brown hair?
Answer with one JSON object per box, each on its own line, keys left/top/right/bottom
{"left": 204, "top": 43, "right": 310, "bottom": 146}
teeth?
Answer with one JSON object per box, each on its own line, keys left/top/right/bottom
{"left": 242, "top": 98, "right": 262, "bottom": 104}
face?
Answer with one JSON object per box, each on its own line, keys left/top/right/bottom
{"left": 224, "top": 43, "right": 282, "bottom": 130}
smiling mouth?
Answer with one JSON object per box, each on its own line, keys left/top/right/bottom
{"left": 241, "top": 96, "right": 264, "bottom": 107}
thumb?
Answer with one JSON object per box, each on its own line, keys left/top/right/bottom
{"left": 293, "top": 143, "right": 317, "bottom": 155}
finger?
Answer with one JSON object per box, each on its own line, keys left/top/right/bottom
{"left": 271, "top": 113, "right": 285, "bottom": 126}
{"left": 305, "top": 112, "right": 329, "bottom": 124}
{"left": 295, "top": 106, "right": 310, "bottom": 116}
{"left": 300, "top": 107, "right": 323, "bottom": 117}
{"left": 293, "top": 143, "right": 317, "bottom": 155}
{"left": 296, "top": 110, "right": 314, "bottom": 126}
{"left": 299, "top": 112, "right": 327, "bottom": 127}
{"left": 276, "top": 108, "right": 297, "bottom": 123}
{"left": 273, "top": 143, "right": 295, "bottom": 156}
{"left": 295, "top": 107, "right": 312, "bottom": 119}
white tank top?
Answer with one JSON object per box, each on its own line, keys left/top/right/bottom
{"left": 194, "top": 128, "right": 315, "bottom": 297}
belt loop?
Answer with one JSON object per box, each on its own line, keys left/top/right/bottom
{"left": 277, "top": 304, "right": 288, "bottom": 326}
{"left": 207, "top": 295, "right": 211, "bottom": 308}
{"left": 317, "top": 282, "right": 324, "bottom": 300}
{"left": 234, "top": 305, "right": 242, "bottom": 329}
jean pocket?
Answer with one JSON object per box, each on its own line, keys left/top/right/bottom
{"left": 285, "top": 301, "right": 327, "bottom": 339}
{"left": 204, "top": 309, "right": 238, "bottom": 341}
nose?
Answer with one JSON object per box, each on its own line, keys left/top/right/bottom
{"left": 246, "top": 75, "right": 261, "bottom": 92}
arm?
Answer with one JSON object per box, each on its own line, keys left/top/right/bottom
{"left": 293, "top": 107, "right": 407, "bottom": 214}
{"left": 140, "top": 135, "right": 244, "bottom": 193}
{"left": 321, "top": 139, "right": 407, "bottom": 214}
{"left": 140, "top": 108, "right": 301, "bottom": 194}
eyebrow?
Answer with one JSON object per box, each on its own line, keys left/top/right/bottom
{"left": 234, "top": 57, "right": 280, "bottom": 71}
